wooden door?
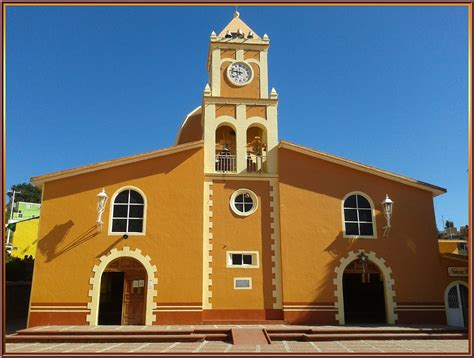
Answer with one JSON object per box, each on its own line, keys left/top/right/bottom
{"left": 122, "top": 271, "right": 147, "bottom": 325}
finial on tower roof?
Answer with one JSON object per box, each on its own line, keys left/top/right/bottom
{"left": 204, "top": 83, "right": 211, "bottom": 96}
{"left": 270, "top": 87, "right": 278, "bottom": 99}
{"left": 234, "top": 5, "right": 240, "bottom": 18}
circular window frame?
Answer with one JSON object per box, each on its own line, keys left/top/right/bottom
{"left": 226, "top": 61, "right": 254, "bottom": 87}
{"left": 230, "top": 189, "right": 258, "bottom": 217}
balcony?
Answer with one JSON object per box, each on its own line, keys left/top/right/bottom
{"left": 215, "top": 154, "right": 237, "bottom": 173}
{"left": 247, "top": 154, "right": 267, "bottom": 173}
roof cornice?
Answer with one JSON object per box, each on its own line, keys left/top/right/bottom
{"left": 279, "top": 140, "right": 447, "bottom": 197}
{"left": 31, "top": 140, "right": 204, "bottom": 187}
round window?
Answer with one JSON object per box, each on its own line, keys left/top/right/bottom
{"left": 230, "top": 189, "right": 258, "bottom": 216}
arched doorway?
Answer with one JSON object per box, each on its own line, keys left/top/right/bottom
{"left": 445, "top": 282, "right": 468, "bottom": 327}
{"left": 342, "top": 257, "right": 386, "bottom": 324}
{"left": 98, "top": 257, "right": 147, "bottom": 325}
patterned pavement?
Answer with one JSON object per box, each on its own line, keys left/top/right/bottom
{"left": 6, "top": 339, "right": 469, "bottom": 353}
{"left": 6, "top": 325, "right": 470, "bottom": 354}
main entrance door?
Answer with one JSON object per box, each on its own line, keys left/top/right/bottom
{"left": 343, "top": 259, "right": 386, "bottom": 324}
{"left": 446, "top": 283, "right": 468, "bottom": 327}
{"left": 98, "top": 257, "right": 147, "bottom": 325}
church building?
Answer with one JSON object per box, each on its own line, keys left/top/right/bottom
{"left": 28, "top": 13, "right": 468, "bottom": 328}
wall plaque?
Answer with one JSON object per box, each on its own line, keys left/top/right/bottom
{"left": 448, "top": 267, "right": 468, "bottom": 277}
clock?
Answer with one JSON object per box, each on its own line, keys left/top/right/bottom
{"left": 227, "top": 62, "right": 253, "bottom": 86}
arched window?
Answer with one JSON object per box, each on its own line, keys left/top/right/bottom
{"left": 111, "top": 189, "right": 145, "bottom": 234}
{"left": 343, "top": 193, "right": 375, "bottom": 237}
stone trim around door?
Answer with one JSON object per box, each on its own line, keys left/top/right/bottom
{"left": 333, "top": 249, "right": 397, "bottom": 325}
{"left": 86, "top": 246, "right": 158, "bottom": 325}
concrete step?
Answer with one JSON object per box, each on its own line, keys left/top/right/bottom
{"left": 6, "top": 333, "right": 206, "bottom": 343}
{"left": 15, "top": 328, "right": 196, "bottom": 336}
{"left": 202, "top": 320, "right": 286, "bottom": 325}
{"left": 267, "top": 327, "right": 467, "bottom": 335}
{"left": 301, "top": 333, "right": 468, "bottom": 341}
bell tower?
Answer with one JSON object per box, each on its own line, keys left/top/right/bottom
{"left": 202, "top": 11, "right": 279, "bottom": 175}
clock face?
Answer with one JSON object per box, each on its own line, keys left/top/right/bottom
{"left": 227, "top": 62, "right": 253, "bottom": 86}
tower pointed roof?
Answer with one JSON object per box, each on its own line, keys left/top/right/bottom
{"left": 218, "top": 11, "right": 261, "bottom": 40}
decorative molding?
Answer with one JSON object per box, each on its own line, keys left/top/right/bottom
{"left": 203, "top": 97, "right": 277, "bottom": 106}
{"left": 202, "top": 180, "right": 213, "bottom": 309}
{"left": 269, "top": 179, "right": 283, "bottom": 309}
{"left": 333, "top": 250, "right": 397, "bottom": 325}
{"left": 86, "top": 247, "right": 158, "bottom": 326}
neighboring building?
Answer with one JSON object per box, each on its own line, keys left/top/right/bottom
{"left": 10, "top": 218, "right": 40, "bottom": 259}
{"left": 438, "top": 225, "right": 469, "bottom": 241}
{"left": 12, "top": 202, "right": 41, "bottom": 221}
{"left": 10, "top": 202, "right": 41, "bottom": 259}
{"left": 28, "top": 13, "right": 468, "bottom": 328}
{"left": 437, "top": 225, "right": 469, "bottom": 327}
{"left": 438, "top": 225, "right": 469, "bottom": 256}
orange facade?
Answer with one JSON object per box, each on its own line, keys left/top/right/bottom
{"left": 27, "top": 13, "right": 468, "bottom": 328}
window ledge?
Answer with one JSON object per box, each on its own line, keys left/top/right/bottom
{"left": 226, "top": 265, "right": 259, "bottom": 269}
{"left": 343, "top": 234, "right": 377, "bottom": 240}
{"left": 108, "top": 232, "right": 146, "bottom": 236}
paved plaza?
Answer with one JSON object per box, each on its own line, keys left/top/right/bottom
{"left": 6, "top": 339, "right": 469, "bottom": 354}
{"left": 6, "top": 325, "right": 470, "bottom": 354}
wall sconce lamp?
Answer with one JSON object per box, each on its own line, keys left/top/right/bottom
{"left": 382, "top": 194, "right": 394, "bottom": 237}
{"left": 96, "top": 188, "right": 108, "bottom": 232}
{"left": 358, "top": 252, "right": 368, "bottom": 283}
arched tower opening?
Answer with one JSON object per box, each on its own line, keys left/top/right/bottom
{"left": 246, "top": 125, "right": 267, "bottom": 173}
{"left": 215, "top": 124, "right": 237, "bottom": 172}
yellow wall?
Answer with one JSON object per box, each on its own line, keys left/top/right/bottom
{"left": 11, "top": 219, "right": 39, "bottom": 259}
{"left": 278, "top": 148, "right": 445, "bottom": 305}
{"left": 30, "top": 148, "right": 204, "bottom": 306}
{"left": 438, "top": 240, "right": 464, "bottom": 255}
{"left": 210, "top": 179, "right": 273, "bottom": 309}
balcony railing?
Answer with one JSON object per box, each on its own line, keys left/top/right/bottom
{"left": 215, "top": 154, "right": 237, "bottom": 173}
{"left": 247, "top": 154, "right": 267, "bottom": 173}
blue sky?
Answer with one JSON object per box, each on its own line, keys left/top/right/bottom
{"left": 6, "top": 5, "right": 468, "bottom": 229}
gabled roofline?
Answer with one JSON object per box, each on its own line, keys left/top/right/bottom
{"left": 279, "top": 140, "right": 447, "bottom": 197}
{"left": 31, "top": 140, "right": 204, "bottom": 187}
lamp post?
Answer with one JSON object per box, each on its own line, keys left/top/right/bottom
{"left": 96, "top": 188, "right": 108, "bottom": 232}
{"left": 382, "top": 194, "right": 394, "bottom": 237}
{"left": 6, "top": 190, "right": 21, "bottom": 248}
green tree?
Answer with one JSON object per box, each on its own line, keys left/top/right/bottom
{"left": 445, "top": 220, "right": 454, "bottom": 229}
